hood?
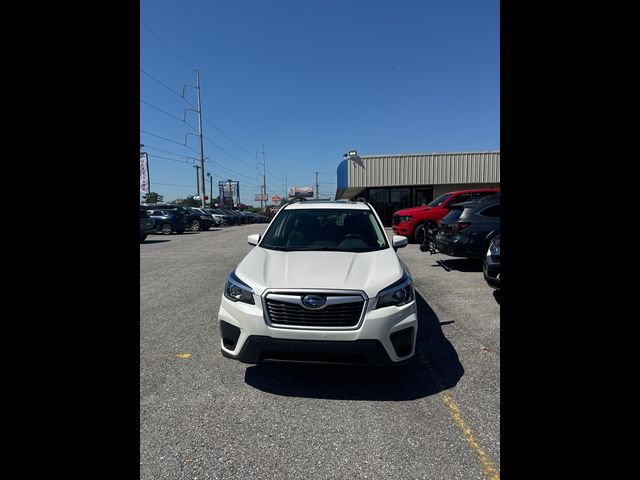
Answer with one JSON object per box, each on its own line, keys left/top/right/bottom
{"left": 395, "top": 206, "right": 433, "bottom": 216}
{"left": 235, "top": 247, "right": 405, "bottom": 299}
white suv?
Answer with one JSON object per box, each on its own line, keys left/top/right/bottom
{"left": 218, "top": 200, "right": 417, "bottom": 366}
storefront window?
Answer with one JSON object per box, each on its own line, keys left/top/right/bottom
{"left": 389, "top": 188, "right": 410, "bottom": 213}
{"left": 368, "top": 188, "right": 389, "bottom": 225}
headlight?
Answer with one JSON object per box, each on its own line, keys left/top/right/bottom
{"left": 224, "top": 270, "right": 255, "bottom": 304}
{"left": 488, "top": 237, "right": 500, "bottom": 256}
{"left": 399, "top": 215, "right": 413, "bottom": 223}
{"left": 376, "top": 271, "right": 414, "bottom": 309}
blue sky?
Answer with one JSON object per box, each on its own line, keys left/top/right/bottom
{"left": 140, "top": 0, "right": 499, "bottom": 206}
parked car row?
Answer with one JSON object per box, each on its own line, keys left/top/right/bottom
{"left": 205, "top": 208, "right": 269, "bottom": 225}
{"left": 392, "top": 188, "right": 500, "bottom": 290}
{"left": 392, "top": 187, "right": 499, "bottom": 243}
{"left": 139, "top": 203, "right": 271, "bottom": 243}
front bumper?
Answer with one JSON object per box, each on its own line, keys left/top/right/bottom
{"left": 218, "top": 293, "right": 417, "bottom": 365}
{"left": 483, "top": 255, "right": 500, "bottom": 288}
{"left": 222, "top": 336, "right": 411, "bottom": 366}
{"left": 391, "top": 224, "right": 413, "bottom": 237}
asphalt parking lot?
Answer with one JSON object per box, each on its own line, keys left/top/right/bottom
{"left": 140, "top": 224, "right": 500, "bottom": 479}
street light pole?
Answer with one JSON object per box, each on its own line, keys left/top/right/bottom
{"left": 207, "top": 172, "right": 213, "bottom": 208}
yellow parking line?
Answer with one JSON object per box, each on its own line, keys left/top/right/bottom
{"left": 440, "top": 391, "right": 500, "bottom": 480}
{"left": 418, "top": 350, "right": 500, "bottom": 479}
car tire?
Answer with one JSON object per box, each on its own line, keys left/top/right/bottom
{"left": 415, "top": 222, "right": 436, "bottom": 244}
{"left": 413, "top": 224, "right": 426, "bottom": 244}
{"left": 160, "top": 223, "right": 173, "bottom": 235}
{"left": 190, "top": 219, "right": 201, "bottom": 231}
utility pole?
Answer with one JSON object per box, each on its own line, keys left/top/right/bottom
{"left": 195, "top": 70, "right": 206, "bottom": 209}
{"left": 207, "top": 172, "right": 213, "bottom": 208}
{"left": 262, "top": 145, "right": 267, "bottom": 212}
{"left": 183, "top": 71, "right": 207, "bottom": 208}
{"left": 194, "top": 165, "right": 200, "bottom": 196}
{"left": 315, "top": 172, "right": 320, "bottom": 199}
{"left": 257, "top": 147, "right": 267, "bottom": 212}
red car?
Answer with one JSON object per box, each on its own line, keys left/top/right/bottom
{"left": 391, "top": 187, "right": 500, "bottom": 243}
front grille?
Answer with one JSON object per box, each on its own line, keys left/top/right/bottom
{"left": 392, "top": 215, "right": 400, "bottom": 225}
{"left": 265, "top": 294, "right": 364, "bottom": 328}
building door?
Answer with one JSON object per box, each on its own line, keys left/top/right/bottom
{"left": 414, "top": 187, "right": 433, "bottom": 207}
{"left": 368, "top": 188, "right": 390, "bottom": 226}
{"left": 388, "top": 188, "right": 411, "bottom": 227}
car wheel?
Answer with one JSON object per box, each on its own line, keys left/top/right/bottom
{"left": 190, "top": 219, "right": 201, "bottom": 231}
{"left": 160, "top": 223, "right": 173, "bottom": 235}
{"left": 413, "top": 224, "right": 426, "bottom": 244}
{"left": 415, "top": 222, "right": 436, "bottom": 244}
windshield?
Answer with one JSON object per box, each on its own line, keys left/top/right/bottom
{"left": 427, "top": 193, "right": 452, "bottom": 207}
{"left": 260, "top": 209, "right": 388, "bottom": 252}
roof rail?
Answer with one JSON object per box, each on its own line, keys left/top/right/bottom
{"left": 286, "top": 196, "right": 309, "bottom": 204}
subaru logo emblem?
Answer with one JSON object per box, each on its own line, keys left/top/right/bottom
{"left": 302, "top": 295, "right": 326, "bottom": 309}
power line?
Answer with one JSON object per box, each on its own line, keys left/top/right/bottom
{"left": 144, "top": 144, "right": 190, "bottom": 158}
{"left": 140, "top": 69, "right": 196, "bottom": 109}
{"left": 201, "top": 80, "right": 261, "bottom": 146}
{"left": 207, "top": 158, "right": 260, "bottom": 185}
{"left": 265, "top": 172, "right": 281, "bottom": 186}
{"left": 141, "top": 99, "right": 196, "bottom": 130}
{"left": 139, "top": 21, "right": 275, "bottom": 184}
{"left": 202, "top": 134, "right": 259, "bottom": 171}
{"left": 147, "top": 154, "right": 193, "bottom": 165}
{"left": 153, "top": 182, "right": 196, "bottom": 188}
{"left": 141, "top": 20, "right": 195, "bottom": 72}
{"left": 201, "top": 113, "right": 257, "bottom": 159}
{"left": 140, "top": 129, "right": 200, "bottom": 154}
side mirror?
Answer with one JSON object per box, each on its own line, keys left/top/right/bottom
{"left": 392, "top": 235, "right": 408, "bottom": 249}
{"left": 247, "top": 234, "right": 261, "bottom": 246}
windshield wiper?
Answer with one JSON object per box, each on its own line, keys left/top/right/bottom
{"left": 287, "top": 246, "right": 342, "bottom": 251}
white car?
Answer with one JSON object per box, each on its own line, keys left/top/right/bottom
{"left": 218, "top": 200, "right": 418, "bottom": 366}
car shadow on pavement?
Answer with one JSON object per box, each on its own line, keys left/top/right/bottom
{"left": 434, "top": 258, "right": 482, "bottom": 273}
{"left": 141, "top": 239, "right": 171, "bottom": 244}
{"left": 243, "top": 292, "right": 463, "bottom": 401}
